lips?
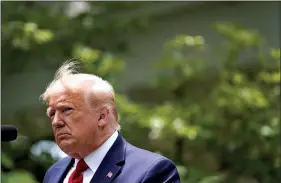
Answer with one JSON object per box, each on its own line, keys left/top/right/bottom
{"left": 56, "top": 133, "right": 71, "bottom": 138}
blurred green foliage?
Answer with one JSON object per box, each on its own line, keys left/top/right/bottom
{"left": 1, "top": 2, "right": 280, "bottom": 183}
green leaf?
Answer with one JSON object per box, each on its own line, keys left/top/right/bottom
{"left": 33, "top": 29, "right": 54, "bottom": 44}
{"left": 257, "top": 71, "right": 280, "bottom": 84}
{"left": 176, "top": 165, "right": 188, "bottom": 179}
{"left": 270, "top": 48, "right": 280, "bottom": 60}
{"left": 3, "top": 170, "right": 37, "bottom": 183}
{"left": 98, "top": 54, "right": 125, "bottom": 75}
{"left": 12, "top": 36, "right": 31, "bottom": 50}
{"left": 23, "top": 22, "right": 38, "bottom": 35}
{"left": 199, "top": 175, "right": 225, "bottom": 183}
{"left": 73, "top": 45, "right": 101, "bottom": 62}
{"left": 1, "top": 152, "right": 14, "bottom": 169}
{"left": 260, "top": 125, "right": 274, "bottom": 137}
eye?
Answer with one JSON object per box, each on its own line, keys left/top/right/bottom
{"left": 63, "top": 107, "right": 73, "bottom": 114}
{"left": 48, "top": 111, "right": 55, "bottom": 119}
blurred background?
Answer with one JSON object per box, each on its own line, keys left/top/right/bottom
{"left": 1, "top": 1, "right": 280, "bottom": 183}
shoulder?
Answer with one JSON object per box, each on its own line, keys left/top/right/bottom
{"left": 49, "top": 156, "right": 72, "bottom": 170}
{"left": 124, "top": 142, "right": 180, "bottom": 182}
{"left": 43, "top": 156, "right": 71, "bottom": 182}
{"left": 124, "top": 138, "right": 176, "bottom": 166}
{"left": 126, "top": 142, "right": 168, "bottom": 162}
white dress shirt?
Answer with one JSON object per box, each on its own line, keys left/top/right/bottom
{"left": 63, "top": 131, "right": 118, "bottom": 183}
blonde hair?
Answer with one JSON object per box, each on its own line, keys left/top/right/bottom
{"left": 40, "top": 60, "right": 120, "bottom": 131}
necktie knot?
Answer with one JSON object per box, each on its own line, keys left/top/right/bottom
{"left": 76, "top": 159, "right": 88, "bottom": 172}
{"left": 68, "top": 159, "right": 88, "bottom": 183}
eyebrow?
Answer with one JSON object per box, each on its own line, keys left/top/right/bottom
{"left": 46, "top": 103, "right": 73, "bottom": 113}
{"left": 56, "top": 103, "right": 72, "bottom": 109}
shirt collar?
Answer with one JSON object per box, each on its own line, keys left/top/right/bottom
{"left": 73, "top": 130, "right": 118, "bottom": 172}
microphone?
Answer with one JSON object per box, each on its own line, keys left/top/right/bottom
{"left": 1, "top": 125, "right": 18, "bottom": 141}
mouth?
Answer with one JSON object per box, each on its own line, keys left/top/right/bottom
{"left": 56, "top": 133, "right": 71, "bottom": 139}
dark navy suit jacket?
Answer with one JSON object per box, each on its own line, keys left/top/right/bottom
{"left": 43, "top": 133, "right": 181, "bottom": 183}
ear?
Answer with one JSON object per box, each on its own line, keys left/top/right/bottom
{"left": 98, "top": 107, "right": 110, "bottom": 128}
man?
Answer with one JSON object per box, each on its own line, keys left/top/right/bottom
{"left": 41, "top": 61, "right": 181, "bottom": 183}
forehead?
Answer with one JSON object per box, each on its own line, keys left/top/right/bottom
{"left": 48, "top": 91, "right": 85, "bottom": 109}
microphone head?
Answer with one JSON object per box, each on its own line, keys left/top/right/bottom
{"left": 1, "top": 125, "right": 18, "bottom": 142}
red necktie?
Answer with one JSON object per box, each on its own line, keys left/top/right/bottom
{"left": 68, "top": 159, "right": 89, "bottom": 183}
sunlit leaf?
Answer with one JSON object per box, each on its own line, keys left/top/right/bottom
{"left": 232, "top": 72, "right": 246, "bottom": 85}
{"left": 257, "top": 71, "right": 280, "bottom": 83}
{"left": 260, "top": 125, "right": 274, "bottom": 137}
{"left": 33, "top": 29, "right": 54, "bottom": 44}
{"left": 176, "top": 165, "right": 188, "bottom": 179}
{"left": 73, "top": 45, "right": 101, "bottom": 62}
{"left": 149, "top": 116, "right": 166, "bottom": 140}
{"left": 23, "top": 22, "right": 38, "bottom": 35}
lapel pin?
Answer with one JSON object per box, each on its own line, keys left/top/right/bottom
{"left": 106, "top": 171, "right": 113, "bottom": 178}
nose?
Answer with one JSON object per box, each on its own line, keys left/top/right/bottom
{"left": 52, "top": 112, "right": 64, "bottom": 128}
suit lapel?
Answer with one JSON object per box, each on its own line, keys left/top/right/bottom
{"left": 90, "top": 134, "right": 126, "bottom": 183}
{"left": 48, "top": 157, "right": 73, "bottom": 183}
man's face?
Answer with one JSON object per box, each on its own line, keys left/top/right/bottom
{"left": 47, "top": 89, "right": 100, "bottom": 157}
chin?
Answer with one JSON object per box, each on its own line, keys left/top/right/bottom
{"left": 58, "top": 140, "right": 76, "bottom": 153}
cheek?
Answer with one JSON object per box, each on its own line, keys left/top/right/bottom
{"left": 80, "top": 118, "right": 99, "bottom": 133}
{"left": 61, "top": 112, "right": 99, "bottom": 134}
{"left": 72, "top": 115, "right": 96, "bottom": 132}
